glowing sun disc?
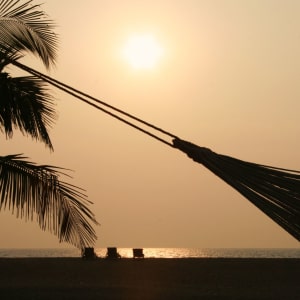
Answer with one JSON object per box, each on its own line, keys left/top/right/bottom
{"left": 122, "top": 34, "right": 163, "bottom": 69}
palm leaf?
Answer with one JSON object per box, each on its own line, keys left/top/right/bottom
{"left": 0, "top": 0, "right": 58, "bottom": 68}
{"left": 0, "top": 154, "right": 98, "bottom": 248}
{"left": 0, "top": 73, "right": 56, "bottom": 150}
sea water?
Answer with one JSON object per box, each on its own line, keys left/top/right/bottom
{"left": 0, "top": 248, "right": 299, "bottom": 258}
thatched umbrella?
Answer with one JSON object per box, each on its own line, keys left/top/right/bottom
{"left": 13, "top": 61, "right": 300, "bottom": 242}
{"left": 173, "top": 138, "right": 300, "bottom": 241}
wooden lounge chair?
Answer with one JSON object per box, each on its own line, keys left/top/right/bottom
{"left": 133, "top": 248, "right": 144, "bottom": 259}
{"left": 106, "top": 247, "right": 121, "bottom": 259}
{"left": 82, "top": 247, "right": 97, "bottom": 259}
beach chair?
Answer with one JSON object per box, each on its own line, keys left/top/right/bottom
{"left": 82, "top": 247, "right": 97, "bottom": 259}
{"left": 106, "top": 247, "right": 121, "bottom": 259}
{"left": 133, "top": 248, "right": 144, "bottom": 259}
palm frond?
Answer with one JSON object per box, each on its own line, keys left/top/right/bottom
{"left": 0, "top": 154, "right": 98, "bottom": 248}
{"left": 0, "top": 0, "right": 58, "bottom": 68}
{"left": 0, "top": 73, "right": 56, "bottom": 150}
{"left": 0, "top": 47, "right": 22, "bottom": 72}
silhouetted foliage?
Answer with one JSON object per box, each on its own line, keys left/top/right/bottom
{"left": 0, "top": 0, "right": 98, "bottom": 248}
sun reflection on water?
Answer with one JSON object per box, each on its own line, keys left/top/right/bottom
{"left": 95, "top": 248, "right": 207, "bottom": 259}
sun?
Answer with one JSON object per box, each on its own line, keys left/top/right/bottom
{"left": 122, "top": 34, "right": 163, "bottom": 70}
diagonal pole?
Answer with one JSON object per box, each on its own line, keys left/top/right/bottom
{"left": 12, "top": 60, "right": 300, "bottom": 242}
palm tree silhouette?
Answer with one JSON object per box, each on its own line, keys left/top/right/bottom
{"left": 0, "top": 0, "right": 98, "bottom": 249}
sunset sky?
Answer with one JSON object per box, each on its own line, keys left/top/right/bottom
{"left": 1, "top": 0, "right": 300, "bottom": 249}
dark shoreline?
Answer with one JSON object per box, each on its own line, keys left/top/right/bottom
{"left": 1, "top": 258, "right": 300, "bottom": 299}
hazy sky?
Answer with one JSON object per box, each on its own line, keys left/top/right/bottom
{"left": 1, "top": 0, "right": 300, "bottom": 249}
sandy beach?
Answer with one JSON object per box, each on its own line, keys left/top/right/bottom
{"left": 0, "top": 258, "right": 299, "bottom": 299}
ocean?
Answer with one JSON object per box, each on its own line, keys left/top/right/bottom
{"left": 0, "top": 248, "right": 299, "bottom": 258}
